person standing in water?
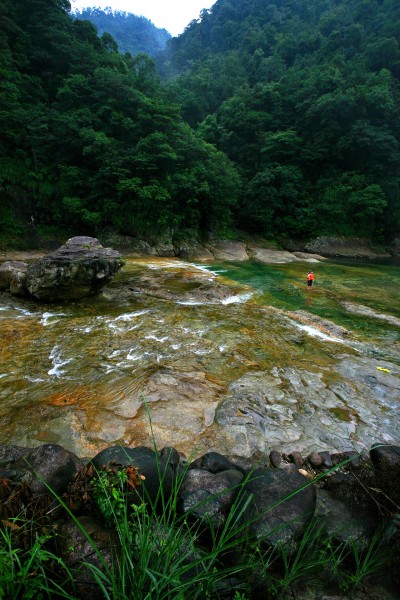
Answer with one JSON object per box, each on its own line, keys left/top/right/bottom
{"left": 307, "top": 271, "right": 315, "bottom": 287}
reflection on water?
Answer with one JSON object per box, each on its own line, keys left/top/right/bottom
{"left": 305, "top": 289, "right": 313, "bottom": 308}
{"left": 0, "top": 256, "right": 399, "bottom": 457}
{"left": 212, "top": 259, "right": 400, "bottom": 337}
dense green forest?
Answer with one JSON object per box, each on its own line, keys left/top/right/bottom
{"left": 72, "top": 8, "right": 170, "bottom": 58}
{"left": 161, "top": 0, "right": 400, "bottom": 241}
{"left": 1, "top": 0, "right": 399, "bottom": 248}
{"left": 0, "top": 0, "right": 238, "bottom": 247}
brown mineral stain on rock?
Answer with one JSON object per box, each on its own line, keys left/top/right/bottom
{"left": 125, "top": 421, "right": 151, "bottom": 447}
{"left": 45, "top": 391, "right": 82, "bottom": 406}
{"left": 36, "top": 430, "right": 58, "bottom": 442}
{"left": 204, "top": 372, "right": 226, "bottom": 387}
{"left": 329, "top": 407, "right": 357, "bottom": 423}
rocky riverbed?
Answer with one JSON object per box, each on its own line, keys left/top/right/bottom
{"left": 0, "top": 245, "right": 399, "bottom": 462}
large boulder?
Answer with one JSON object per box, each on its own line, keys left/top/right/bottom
{"left": 304, "top": 236, "right": 390, "bottom": 258}
{"left": 189, "top": 451, "right": 245, "bottom": 474}
{"left": 0, "top": 260, "right": 28, "bottom": 295}
{"left": 90, "top": 445, "right": 176, "bottom": 506}
{"left": 206, "top": 240, "right": 249, "bottom": 261}
{"left": 57, "top": 516, "right": 120, "bottom": 600}
{"left": 248, "top": 247, "right": 300, "bottom": 264}
{"left": 14, "top": 443, "right": 84, "bottom": 495}
{"left": 370, "top": 443, "right": 400, "bottom": 504}
{"left": 177, "top": 240, "right": 214, "bottom": 261}
{"left": 0, "top": 444, "right": 31, "bottom": 468}
{"left": 180, "top": 468, "right": 244, "bottom": 529}
{"left": 26, "top": 236, "right": 124, "bottom": 301}
{"left": 238, "top": 468, "right": 316, "bottom": 553}
{"left": 315, "top": 488, "right": 377, "bottom": 551}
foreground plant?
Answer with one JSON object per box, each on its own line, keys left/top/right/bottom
{"left": 84, "top": 448, "right": 254, "bottom": 599}
{"left": 91, "top": 463, "right": 146, "bottom": 525}
{"left": 323, "top": 528, "right": 391, "bottom": 594}
{"left": 0, "top": 439, "right": 396, "bottom": 599}
{"left": 0, "top": 525, "right": 75, "bottom": 600}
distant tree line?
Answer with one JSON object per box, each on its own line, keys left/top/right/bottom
{"left": 0, "top": 0, "right": 399, "bottom": 248}
{"left": 72, "top": 8, "right": 171, "bottom": 58}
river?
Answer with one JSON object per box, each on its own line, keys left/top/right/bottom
{"left": 0, "top": 255, "right": 399, "bottom": 459}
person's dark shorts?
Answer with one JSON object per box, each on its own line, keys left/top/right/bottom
{"left": 307, "top": 280, "right": 313, "bottom": 286}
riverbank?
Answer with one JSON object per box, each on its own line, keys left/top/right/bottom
{"left": 102, "top": 233, "right": 395, "bottom": 262}
{"left": 1, "top": 440, "right": 399, "bottom": 599}
{"left": 0, "top": 233, "right": 396, "bottom": 264}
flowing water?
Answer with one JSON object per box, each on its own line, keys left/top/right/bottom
{"left": 0, "top": 256, "right": 399, "bottom": 459}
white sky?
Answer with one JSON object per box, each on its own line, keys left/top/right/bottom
{"left": 70, "top": 0, "right": 215, "bottom": 36}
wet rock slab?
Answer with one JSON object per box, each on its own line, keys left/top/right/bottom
{"left": 121, "top": 258, "right": 252, "bottom": 304}
{"left": 284, "top": 310, "right": 351, "bottom": 339}
{"left": 342, "top": 302, "right": 400, "bottom": 328}
{"left": 0, "top": 256, "right": 399, "bottom": 463}
{"left": 216, "top": 357, "right": 400, "bottom": 458}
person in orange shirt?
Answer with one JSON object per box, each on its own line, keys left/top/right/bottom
{"left": 307, "top": 271, "right": 315, "bottom": 287}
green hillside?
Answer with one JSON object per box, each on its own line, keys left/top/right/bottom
{"left": 73, "top": 8, "right": 171, "bottom": 58}
{"left": 0, "top": 0, "right": 399, "bottom": 248}
{"left": 161, "top": 0, "right": 400, "bottom": 241}
{"left": 0, "top": 0, "right": 238, "bottom": 247}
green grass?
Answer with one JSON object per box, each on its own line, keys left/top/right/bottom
{"left": 0, "top": 525, "right": 76, "bottom": 599}
{"left": 78, "top": 444, "right": 256, "bottom": 599}
{"left": 0, "top": 441, "right": 396, "bottom": 599}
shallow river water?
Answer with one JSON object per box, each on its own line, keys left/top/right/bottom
{"left": 0, "top": 256, "right": 399, "bottom": 459}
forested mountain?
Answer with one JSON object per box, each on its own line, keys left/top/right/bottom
{"left": 0, "top": 0, "right": 399, "bottom": 248}
{"left": 161, "top": 0, "right": 400, "bottom": 241}
{"left": 0, "top": 0, "right": 238, "bottom": 247}
{"left": 72, "top": 8, "right": 171, "bottom": 58}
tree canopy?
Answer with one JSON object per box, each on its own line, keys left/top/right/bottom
{"left": 160, "top": 0, "right": 400, "bottom": 241}
{"left": 72, "top": 8, "right": 171, "bottom": 58}
{"left": 1, "top": 0, "right": 399, "bottom": 247}
{"left": 0, "top": 0, "right": 238, "bottom": 246}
